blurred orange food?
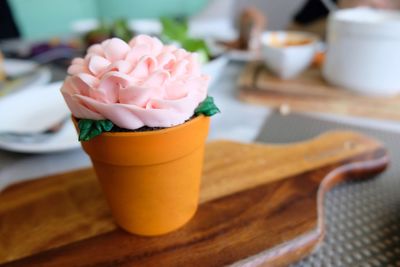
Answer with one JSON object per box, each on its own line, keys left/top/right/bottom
{"left": 268, "top": 32, "right": 314, "bottom": 48}
{"left": 270, "top": 38, "right": 313, "bottom": 47}
{"left": 313, "top": 51, "right": 325, "bottom": 68}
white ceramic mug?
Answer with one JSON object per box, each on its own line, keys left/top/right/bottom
{"left": 323, "top": 8, "right": 400, "bottom": 96}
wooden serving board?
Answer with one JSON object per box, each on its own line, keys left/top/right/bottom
{"left": 0, "top": 131, "right": 388, "bottom": 267}
{"left": 238, "top": 62, "right": 400, "bottom": 121}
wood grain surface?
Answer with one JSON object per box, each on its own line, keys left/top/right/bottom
{"left": 238, "top": 62, "right": 400, "bottom": 121}
{"left": 0, "top": 131, "right": 388, "bottom": 267}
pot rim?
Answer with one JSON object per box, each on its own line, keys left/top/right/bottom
{"left": 73, "top": 114, "right": 206, "bottom": 138}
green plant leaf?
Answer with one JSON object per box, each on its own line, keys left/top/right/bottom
{"left": 195, "top": 96, "right": 220, "bottom": 117}
{"left": 78, "top": 119, "right": 114, "bottom": 141}
{"left": 160, "top": 17, "right": 188, "bottom": 42}
{"left": 181, "top": 38, "right": 210, "bottom": 60}
{"left": 112, "top": 18, "right": 133, "bottom": 42}
{"left": 160, "top": 17, "right": 212, "bottom": 62}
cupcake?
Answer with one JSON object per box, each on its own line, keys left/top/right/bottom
{"left": 60, "top": 35, "right": 219, "bottom": 236}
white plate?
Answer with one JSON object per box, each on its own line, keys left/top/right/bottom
{"left": 3, "top": 58, "right": 38, "bottom": 77}
{"left": 3, "top": 58, "right": 51, "bottom": 85}
{"left": 0, "top": 82, "right": 80, "bottom": 153}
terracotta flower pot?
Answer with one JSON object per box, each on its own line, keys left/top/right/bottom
{"left": 73, "top": 115, "right": 210, "bottom": 236}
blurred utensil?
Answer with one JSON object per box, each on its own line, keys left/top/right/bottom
{"left": 5, "top": 67, "right": 40, "bottom": 81}
{"left": 0, "top": 68, "right": 50, "bottom": 97}
{"left": 0, "top": 116, "right": 69, "bottom": 144}
{"left": 0, "top": 59, "right": 52, "bottom": 97}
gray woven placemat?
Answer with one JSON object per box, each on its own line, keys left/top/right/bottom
{"left": 256, "top": 112, "right": 400, "bottom": 267}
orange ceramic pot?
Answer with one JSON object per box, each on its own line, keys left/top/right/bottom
{"left": 74, "top": 115, "right": 210, "bottom": 236}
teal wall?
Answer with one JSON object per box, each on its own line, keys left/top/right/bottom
{"left": 9, "top": 0, "right": 98, "bottom": 40}
{"left": 97, "top": 0, "right": 207, "bottom": 20}
{"left": 8, "top": 0, "right": 208, "bottom": 40}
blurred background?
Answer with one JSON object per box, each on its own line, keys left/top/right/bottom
{"left": 2, "top": 0, "right": 303, "bottom": 40}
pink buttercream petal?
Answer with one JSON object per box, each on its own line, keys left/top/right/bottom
{"left": 77, "top": 73, "right": 99, "bottom": 89}
{"left": 88, "top": 55, "right": 111, "bottom": 76}
{"left": 143, "top": 96, "right": 196, "bottom": 112}
{"left": 144, "top": 70, "right": 170, "bottom": 88}
{"left": 171, "top": 60, "right": 188, "bottom": 78}
{"left": 129, "top": 34, "right": 163, "bottom": 55}
{"left": 186, "top": 54, "right": 201, "bottom": 76}
{"left": 146, "top": 96, "right": 198, "bottom": 113}
{"left": 63, "top": 76, "right": 91, "bottom": 96}
{"left": 167, "top": 76, "right": 208, "bottom": 100}
{"left": 75, "top": 95, "right": 145, "bottom": 129}
{"left": 76, "top": 95, "right": 193, "bottom": 129}
{"left": 68, "top": 64, "right": 86, "bottom": 75}
{"left": 165, "top": 79, "right": 188, "bottom": 100}
{"left": 102, "top": 38, "right": 130, "bottom": 61}
{"left": 173, "top": 48, "right": 189, "bottom": 61}
{"left": 162, "top": 45, "right": 178, "bottom": 54}
{"left": 188, "top": 75, "right": 209, "bottom": 98}
{"left": 97, "top": 71, "right": 132, "bottom": 103}
{"left": 101, "top": 39, "right": 111, "bottom": 46}
{"left": 149, "top": 37, "right": 163, "bottom": 55}
{"left": 61, "top": 92, "right": 104, "bottom": 120}
{"left": 130, "top": 56, "right": 156, "bottom": 79}
{"left": 61, "top": 77, "right": 78, "bottom": 95}
{"left": 145, "top": 100, "right": 159, "bottom": 109}
{"left": 119, "top": 71, "right": 170, "bottom": 106}
{"left": 157, "top": 52, "right": 176, "bottom": 70}
{"left": 87, "top": 44, "right": 105, "bottom": 57}
{"left": 101, "top": 71, "right": 132, "bottom": 87}
{"left": 104, "top": 60, "right": 132, "bottom": 74}
{"left": 119, "top": 86, "right": 151, "bottom": 107}
{"left": 128, "top": 34, "right": 148, "bottom": 46}
{"left": 71, "top": 57, "right": 84, "bottom": 65}
{"left": 125, "top": 44, "right": 151, "bottom": 65}
{"left": 88, "top": 88, "right": 108, "bottom": 103}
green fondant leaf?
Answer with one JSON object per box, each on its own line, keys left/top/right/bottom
{"left": 78, "top": 119, "right": 114, "bottom": 141}
{"left": 195, "top": 96, "right": 220, "bottom": 117}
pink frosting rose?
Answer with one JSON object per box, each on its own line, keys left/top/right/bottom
{"left": 61, "top": 35, "right": 209, "bottom": 129}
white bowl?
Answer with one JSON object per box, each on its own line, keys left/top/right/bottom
{"left": 202, "top": 55, "right": 229, "bottom": 87}
{"left": 323, "top": 8, "right": 400, "bottom": 96}
{"left": 261, "top": 31, "right": 318, "bottom": 79}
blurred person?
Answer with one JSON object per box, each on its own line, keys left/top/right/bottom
{"left": 0, "top": 0, "right": 20, "bottom": 40}
{"left": 290, "top": 0, "right": 400, "bottom": 38}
